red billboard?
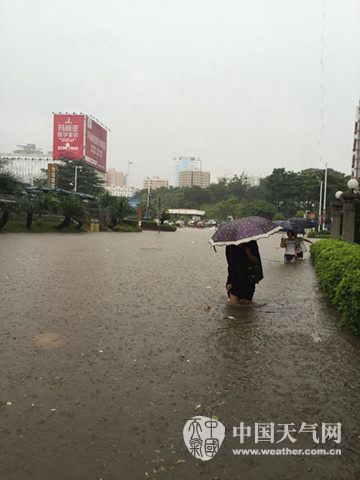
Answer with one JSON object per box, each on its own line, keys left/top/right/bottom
{"left": 84, "top": 116, "right": 107, "bottom": 172}
{"left": 53, "top": 114, "right": 85, "bottom": 160}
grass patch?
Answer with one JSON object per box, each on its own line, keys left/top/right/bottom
{"left": 0, "top": 217, "right": 84, "bottom": 233}
{"left": 113, "top": 222, "right": 142, "bottom": 232}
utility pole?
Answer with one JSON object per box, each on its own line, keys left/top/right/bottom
{"left": 318, "top": 180, "right": 323, "bottom": 232}
{"left": 74, "top": 165, "right": 82, "bottom": 192}
{"left": 322, "top": 162, "right": 328, "bottom": 230}
{"left": 146, "top": 177, "right": 151, "bottom": 218}
{"left": 126, "top": 161, "right": 133, "bottom": 187}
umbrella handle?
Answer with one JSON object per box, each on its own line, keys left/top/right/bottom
{"left": 213, "top": 246, "right": 217, "bottom": 253}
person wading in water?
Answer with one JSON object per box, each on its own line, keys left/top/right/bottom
{"left": 225, "top": 241, "right": 263, "bottom": 304}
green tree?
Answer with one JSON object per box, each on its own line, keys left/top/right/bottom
{"left": 202, "top": 196, "right": 245, "bottom": 220}
{"left": 101, "top": 194, "right": 131, "bottom": 228}
{"left": 226, "top": 174, "right": 249, "bottom": 200}
{"left": 0, "top": 160, "right": 22, "bottom": 230}
{"left": 243, "top": 200, "right": 276, "bottom": 219}
{"left": 56, "top": 160, "right": 105, "bottom": 196}
{"left": 19, "top": 192, "right": 59, "bottom": 229}
{"left": 56, "top": 195, "right": 88, "bottom": 229}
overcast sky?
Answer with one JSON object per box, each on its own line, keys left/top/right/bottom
{"left": 1, "top": 0, "right": 359, "bottom": 186}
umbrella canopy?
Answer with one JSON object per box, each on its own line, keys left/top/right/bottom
{"left": 273, "top": 220, "right": 293, "bottom": 231}
{"left": 274, "top": 218, "right": 308, "bottom": 234}
{"left": 209, "top": 216, "right": 281, "bottom": 247}
{"left": 288, "top": 217, "right": 308, "bottom": 234}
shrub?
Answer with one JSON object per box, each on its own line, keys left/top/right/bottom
{"left": 307, "top": 229, "right": 331, "bottom": 239}
{"left": 113, "top": 222, "right": 141, "bottom": 232}
{"left": 295, "top": 210, "right": 305, "bottom": 218}
{"left": 141, "top": 221, "right": 177, "bottom": 231}
{"left": 317, "top": 229, "right": 331, "bottom": 236}
{"left": 311, "top": 240, "right": 360, "bottom": 334}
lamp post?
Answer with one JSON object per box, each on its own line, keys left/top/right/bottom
{"left": 125, "top": 161, "right": 133, "bottom": 187}
{"left": 146, "top": 177, "right": 151, "bottom": 219}
{"left": 318, "top": 180, "right": 323, "bottom": 232}
{"left": 333, "top": 178, "right": 359, "bottom": 243}
{"left": 347, "top": 178, "right": 359, "bottom": 193}
{"left": 322, "top": 162, "right": 328, "bottom": 230}
{"left": 74, "top": 165, "right": 83, "bottom": 192}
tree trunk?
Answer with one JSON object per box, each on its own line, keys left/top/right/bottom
{"left": 56, "top": 216, "right": 71, "bottom": 229}
{"left": 26, "top": 212, "right": 33, "bottom": 229}
{"left": 0, "top": 211, "right": 10, "bottom": 230}
{"left": 111, "top": 217, "right": 118, "bottom": 229}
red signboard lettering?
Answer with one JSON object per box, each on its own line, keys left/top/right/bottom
{"left": 84, "top": 116, "right": 107, "bottom": 172}
{"left": 53, "top": 114, "right": 85, "bottom": 160}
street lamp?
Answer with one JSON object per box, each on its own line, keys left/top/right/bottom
{"left": 347, "top": 178, "right": 359, "bottom": 193}
{"left": 335, "top": 191, "right": 343, "bottom": 199}
{"left": 146, "top": 177, "right": 151, "bottom": 219}
{"left": 74, "top": 165, "right": 83, "bottom": 192}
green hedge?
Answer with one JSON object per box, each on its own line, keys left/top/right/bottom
{"left": 141, "top": 221, "right": 177, "bottom": 231}
{"left": 310, "top": 240, "right": 360, "bottom": 333}
{"left": 113, "top": 222, "right": 141, "bottom": 232}
{"left": 307, "top": 229, "right": 331, "bottom": 238}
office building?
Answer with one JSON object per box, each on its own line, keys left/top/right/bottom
{"left": 172, "top": 157, "right": 201, "bottom": 187}
{"left": 143, "top": 176, "right": 169, "bottom": 190}
{"left": 106, "top": 168, "right": 125, "bottom": 187}
{"left": 179, "top": 170, "right": 210, "bottom": 188}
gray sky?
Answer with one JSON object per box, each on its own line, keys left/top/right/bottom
{"left": 1, "top": 0, "right": 359, "bottom": 187}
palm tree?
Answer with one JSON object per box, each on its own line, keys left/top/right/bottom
{"left": 0, "top": 160, "right": 22, "bottom": 230}
{"left": 36, "top": 193, "right": 58, "bottom": 225}
{"left": 20, "top": 195, "right": 37, "bottom": 229}
{"left": 56, "top": 195, "right": 88, "bottom": 229}
{"left": 103, "top": 195, "right": 131, "bottom": 228}
{"left": 19, "top": 193, "right": 59, "bottom": 229}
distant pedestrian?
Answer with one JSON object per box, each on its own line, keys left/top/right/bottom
{"left": 280, "top": 230, "right": 313, "bottom": 261}
{"left": 294, "top": 233, "right": 313, "bottom": 259}
{"left": 280, "top": 230, "right": 297, "bottom": 263}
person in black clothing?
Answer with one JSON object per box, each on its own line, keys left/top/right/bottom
{"left": 225, "top": 241, "right": 263, "bottom": 304}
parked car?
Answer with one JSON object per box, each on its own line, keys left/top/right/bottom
{"left": 204, "top": 219, "right": 217, "bottom": 227}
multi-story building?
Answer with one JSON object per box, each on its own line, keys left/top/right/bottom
{"left": 105, "top": 186, "right": 137, "bottom": 197}
{"left": 223, "top": 172, "right": 262, "bottom": 187}
{"left": 106, "top": 168, "right": 125, "bottom": 187}
{"left": 143, "top": 176, "right": 169, "bottom": 190}
{"left": 172, "top": 157, "right": 201, "bottom": 187}
{"left": 0, "top": 144, "right": 54, "bottom": 185}
{"left": 179, "top": 170, "right": 210, "bottom": 188}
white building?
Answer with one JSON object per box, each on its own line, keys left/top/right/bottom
{"left": 0, "top": 144, "right": 54, "bottom": 185}
{"left": 105, "top": 186, "right": 137, "bottom": 197}
{"left": 0, "top": 155, "right": 54, "bottom": 185}
{"left": 223, "top": 173, "right": 262, "bottom": 187}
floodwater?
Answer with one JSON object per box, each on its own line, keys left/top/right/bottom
{"left": 0, "top": 229, "right": 359, "bottom": 480}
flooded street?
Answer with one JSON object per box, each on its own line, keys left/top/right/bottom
{"left": 0, "top": 229, "right": 359, "bottom": 480}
